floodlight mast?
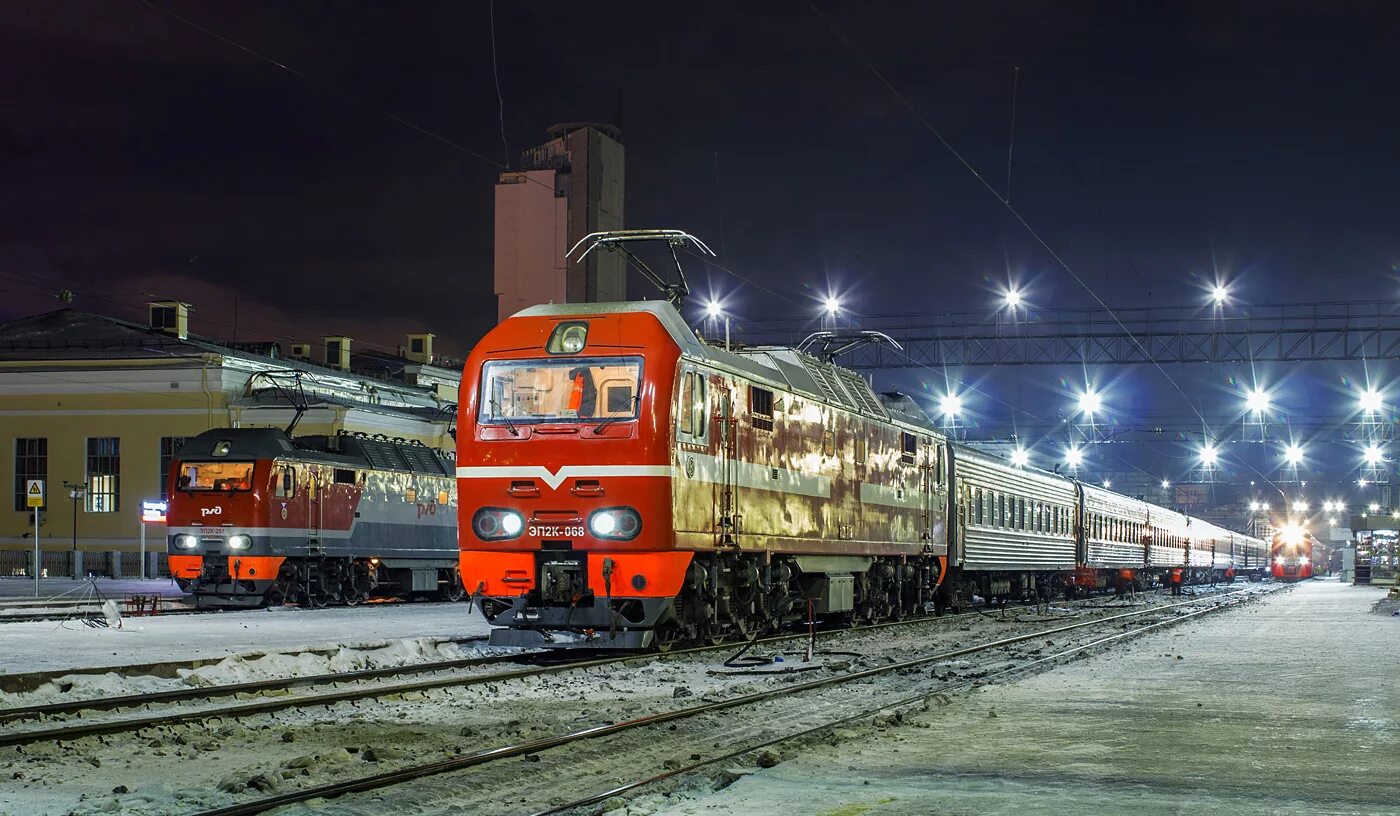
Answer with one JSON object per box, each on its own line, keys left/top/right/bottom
{"left": 565, "top": 229, "right": 716, "bottom": 308}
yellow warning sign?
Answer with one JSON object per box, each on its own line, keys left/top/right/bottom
{"left": 26, "top": 480, "right": 44, "bottom": 508}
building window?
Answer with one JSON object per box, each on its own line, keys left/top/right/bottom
{"left": 900, "top": 432, "right": 917, "bottom": 465}
{"left": 86, "top": 437, "right": 120, "bottom": 513}
{"left": 159, "top": 436, "right": 188, "bottom": 501}
{"left": 13, "top": 438, "right": 47, "bottom": 512}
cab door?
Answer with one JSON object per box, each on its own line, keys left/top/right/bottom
{"left": 306, "top": 465, "right": 323, "bottom": 556}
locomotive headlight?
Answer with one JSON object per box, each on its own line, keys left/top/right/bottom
{"left": 473, "top": 508, "right": 525, "bottom": 541}
{"left": 500, "top": 513, "right": 523, "bottom": 536}
{"left": 227, "top": 534, "right": 252, "bottom": 551}
{"left": 174, "top": 534, "right": 198, "bottom": 550}
{"left": 591, "top": 513, "right": 617, "bottom": 536}
{"left": 588, "top": 507, "right": 642, "bottom": 541}
{"left": 1299, "top": 555, "right": 1310, "bottom": 566}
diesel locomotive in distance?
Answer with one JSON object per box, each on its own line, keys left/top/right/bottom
{"left": 456, "top": 230, "right": 1267, "bottom": 648}
{"left": 167, "top": 428, "right": 459, "bottom": 607}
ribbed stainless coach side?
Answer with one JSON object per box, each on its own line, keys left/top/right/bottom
{"left": 1079, "top": 483, "right": 1153, "bottom": 569}
{"left": 950, "top": 446, "right": 1078, "bottom": 571}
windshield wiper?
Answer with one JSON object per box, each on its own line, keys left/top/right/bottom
{"left": 594, "top": 396, "right": 640, "bottom": 434}
{"left": 490, "top": 399, "right": 521, "bottom": 436}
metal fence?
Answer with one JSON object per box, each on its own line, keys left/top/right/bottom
{"left": 0, "top": 550, "right": 169, "bottom": 579}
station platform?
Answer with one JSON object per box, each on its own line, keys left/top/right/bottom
{"left": 657, "top": 579, "right": 1400, "bottom": 815}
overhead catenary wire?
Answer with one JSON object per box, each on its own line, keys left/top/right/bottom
{"left": 805, "top": 2, "right": 1291, "bottom": 497}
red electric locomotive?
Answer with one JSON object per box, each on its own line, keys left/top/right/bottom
{"left": 458, "top": 230, "right": 1265, "bottom": 648}
{"left": 1270, "top": 523, "right": 1315, "bottom": 581}
{"left": 458, "top": 232, "right": 947, "bottom": 648}
{"left": 167, "top": 428, "right": 460, "bottom": 607}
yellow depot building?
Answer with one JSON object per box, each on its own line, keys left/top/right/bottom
{"left": 0, "top": 301, "right": 460, "bottom": 578}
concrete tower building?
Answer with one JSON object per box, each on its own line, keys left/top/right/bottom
{"left": 493, "top": 123, "right": 625, "bottom": 323}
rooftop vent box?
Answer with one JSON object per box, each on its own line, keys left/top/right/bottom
{"left": 323, "top": 336, "right": 351, "bottom": 371}
{"left": 148, "top": 301, "right": 190, "bottom": 340}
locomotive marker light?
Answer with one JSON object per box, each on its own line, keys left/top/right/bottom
{"left": 587, "top": 507, "right": 642, "bottom": 540}
{"left": 226, "top": 534, "right": 252, "bottom": 551}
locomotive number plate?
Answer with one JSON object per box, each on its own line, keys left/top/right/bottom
{"left": 528, "top": 524, "right": 585, "bottom": 538}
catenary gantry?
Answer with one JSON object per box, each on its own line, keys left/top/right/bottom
{"left": 740, "top": 300, "right": 1400, "bottom": 369}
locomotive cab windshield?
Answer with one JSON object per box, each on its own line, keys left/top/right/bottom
{"left": 177, "top": 461, "right": 255, "bottom": 492}
{"left": 480, "top": 356, "right": 643, "bottom": 424}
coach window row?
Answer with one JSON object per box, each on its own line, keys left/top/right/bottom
{"left": 1086, "top": 513, "right": 1145, "bottom": 544}
{"left": 963, "top": 484, "right": 1071, "bottom": 535}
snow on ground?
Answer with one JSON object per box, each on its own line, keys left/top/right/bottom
{"left": 641, "top": 579, "right": 1399, "bottom": 816}
{"left": 0, "top": 600, "right": 490, "bottom": 678}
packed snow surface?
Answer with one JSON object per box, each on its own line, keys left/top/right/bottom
{"left": 643, "top": 579, "right": 1399, "bottom": 816}
{"left": 0, "top": 599, "right": 489, "bottom": 676}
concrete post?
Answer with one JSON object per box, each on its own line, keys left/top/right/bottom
{"left": 111, "top": 550, "right": 122, "bottom": 577}
{"left": 71, "top": 550, "right": 83, "bottom": 578}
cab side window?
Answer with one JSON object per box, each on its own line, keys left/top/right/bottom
{"left": 678, "top": 369, "right": 708, "bottom": 443}
{"left": 275, "top": 466, "right": 296, "bottom": 498}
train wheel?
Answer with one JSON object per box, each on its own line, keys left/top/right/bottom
{"left": 342, "top": 581, "right": 368, "bottom": 606}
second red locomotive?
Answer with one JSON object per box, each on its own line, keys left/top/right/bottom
{"left": 167, "top": 428, "right": 459, "bottom": 607}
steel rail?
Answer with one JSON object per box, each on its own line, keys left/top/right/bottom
{"left": 0, "top": 585, "right": 1208, "bottom": 747}
{"left": 530, "top": 589, "right": 1263, "bottom": 815}
{"left": 188, "top": 588, "right": 1263, "bottom": 816}
{"left": 0, "top": 589, "right": 1035, "bottom": 727}
{"left": 0, "top": 600, "right": 989, "bottom": 743}
{"left": 0, "top": 650, "right": 527, "bottom": 723}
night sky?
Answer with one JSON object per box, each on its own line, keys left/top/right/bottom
{"left": 3, "top": 1, "right": 1398, "bottom": 492}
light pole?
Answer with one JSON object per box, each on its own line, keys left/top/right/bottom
{"left": 705, "top": 300, "right": 730, "bottom": 352}
{"left": 64, "top": 481, "right": 84, "bottom": 579}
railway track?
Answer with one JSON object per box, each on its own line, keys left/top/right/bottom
{"left": 0, "top": 584, "right": 1209, "bottom": 748}
{"left": 185, "top": 585, "right": 1276, "bottom": 816}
